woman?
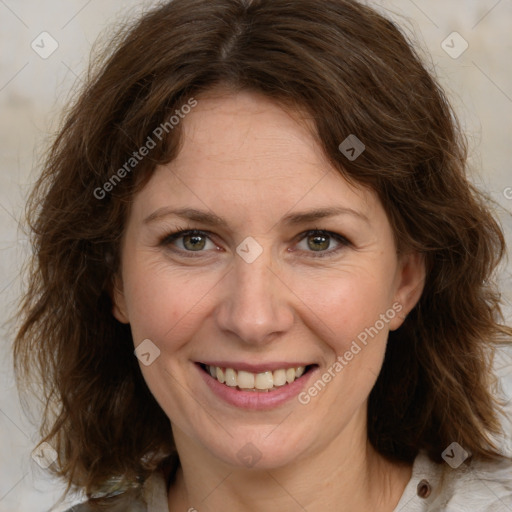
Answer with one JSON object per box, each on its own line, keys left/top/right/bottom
{"left": 14, "top": 0, "right": 512, "bottom": 510}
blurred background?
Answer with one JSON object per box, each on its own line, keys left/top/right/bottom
{"left": 1, "top": 0, "right": 511, "bottom": 510}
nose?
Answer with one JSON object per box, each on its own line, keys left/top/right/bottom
{"left": 214, "top": 254, "right": 295, "bottom": 346}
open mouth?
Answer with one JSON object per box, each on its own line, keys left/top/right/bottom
{"left": 198, "top": 363, "right": 317, "bottom": 392}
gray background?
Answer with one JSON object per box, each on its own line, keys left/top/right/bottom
{"left": 1, "top": 1, "right": 511, "bottom": 510}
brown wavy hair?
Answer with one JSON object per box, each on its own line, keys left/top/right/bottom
{"left": 14, "top": 0, "right": 512, "bottom": 501}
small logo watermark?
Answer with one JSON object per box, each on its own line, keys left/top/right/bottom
{"left": 237, "top": 442, "right": 262, "bottom": 468}
{"left": 339, "top": 135, "right": 365, "bottom": 161}
{"left": 31, "top": 32, "right": 59, "bottom": 59}
{"left": 236, "top": 237, "right": 263, "bottom": 264}
{"left": 134, "top": 339, "right": 161, "bottom": 366}
{"left": 504, "top": 187, "right": 512, "bottom": 200}
{"left": 441, "top": 32, "right": 469, "bottom": 59}
{"left": 32, "top": 442, "right": 58, "bottom": 469}
{"left": 442, "top": 442, "right": 469, "bottom": 468}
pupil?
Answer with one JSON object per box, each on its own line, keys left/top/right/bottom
{"left": 308, "top": 235, "right": 329, "bottom": 251}
{"left": 184, "top": 235, "right": 205, "bottom": 251}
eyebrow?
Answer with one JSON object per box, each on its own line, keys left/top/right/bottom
{"left": 143, "top": 206, "right": 369, "bottom": 227}
{"left": 144, "top": 207, "right": 227, "bottom": 226}
{"left": 281, "top": 207, "right": 369, "bottom": 225}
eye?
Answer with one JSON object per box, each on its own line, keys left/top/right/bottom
{"left": 161, "top": 230, "right": 218, "bottom": 253}
{"left": 294, "top": 230, "right": 350, "bottom": 255}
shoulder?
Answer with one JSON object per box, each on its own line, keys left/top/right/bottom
{"left": 61, "top": 471, "right": 169, "bottom": 512}
{"left": 438, "top": 454, "right": 512, "bottom": 511}
{"left": 396, "top": 450, "right": 512, "bottom": 511}
{"left": 62, "top": 494, "right": 147, "bottom": 512}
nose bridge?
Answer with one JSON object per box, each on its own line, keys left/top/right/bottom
{"left": 215, "top": 251, "right": 294, "bottom": 345}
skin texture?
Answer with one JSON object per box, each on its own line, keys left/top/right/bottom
{"left": 113, "top": 90, "right": 425, "bottom": 511}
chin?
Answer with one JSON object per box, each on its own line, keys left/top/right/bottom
{"left": 197, "top": 426, "right": 314, "bottom": 471}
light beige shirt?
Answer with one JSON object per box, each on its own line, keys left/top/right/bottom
{"left": 68, "top": 451, "right": 512, "bottom": 511}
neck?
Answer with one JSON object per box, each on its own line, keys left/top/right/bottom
{"left": 168, "top": 417, "right": 412, "bottom": 511}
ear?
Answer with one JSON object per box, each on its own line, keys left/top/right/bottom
{"left": 389, "top": 251, "right": 425, "bottom": 331}
{"left": 111, "top": 274, "right": 130, "bottom": 324}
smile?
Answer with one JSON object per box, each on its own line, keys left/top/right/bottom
{"left": 196, "top": 361, "right": 318, "bottom": 410}
{"left": 200, "top": 364, "right": 310, "bottom": 392}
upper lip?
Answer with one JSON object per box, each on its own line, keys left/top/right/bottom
{"left": 197, "top": 361, "right": 315, "bottom": 373}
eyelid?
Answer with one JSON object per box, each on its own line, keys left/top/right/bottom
{"left": 160, "top": 228, "right": 211, "bottom": 244}
{"left": 291, "top": 229, "right": 352, "bottom": 257}
{"left": 160, "top": 228, "right": 220, "bottom": 256}
{"left": 296, "top": 228, "right": 351, "bottom": 244}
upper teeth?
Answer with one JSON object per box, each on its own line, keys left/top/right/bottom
{"left": 207, "top": 365, "right": 306, "bottom": 391}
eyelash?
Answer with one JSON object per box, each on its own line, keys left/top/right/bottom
{"left": 160, "top": 227, "right": 351, "bottom": 258}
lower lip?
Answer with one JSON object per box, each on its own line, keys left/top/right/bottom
{"left": 196, "top": 364, "right": 317, "bottom": 410}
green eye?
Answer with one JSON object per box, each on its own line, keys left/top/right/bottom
{"left": 307, "top": 234, "right": 331, "bottom": 251}
{"left": 182, "top": 234, "right": 207, "bottom": 251}
{"left": 162, "top": 230, "right": 216, "bottom": 253}
{"left": 295, "top": 230, "right": 350, "bottom": 256}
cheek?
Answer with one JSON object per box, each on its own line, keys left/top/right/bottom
{"left": 314, "top": 283, "right": 392, "bottom": 402}
{"left": 121, "top": 255, "right": 218, "bottom": 346}
{"left": 292, "top": 267, "right": 396, "bottom": 353}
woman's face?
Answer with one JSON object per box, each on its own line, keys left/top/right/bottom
{"left": 113, "top": 90, "right": 424, "bottom": 470}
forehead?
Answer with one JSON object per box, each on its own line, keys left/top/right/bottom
{"left": 178, "top": 90, "right": 327, "bottom": 180}
{"left": 131, "top": 90, "right": 378, "bottom": 225}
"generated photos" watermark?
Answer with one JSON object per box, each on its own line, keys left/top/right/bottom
{"left": 94, "top": 97, "right": 198, "bottom": 200}
{"left": 298, "top": 302, "right": 403, "bottom": 404}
